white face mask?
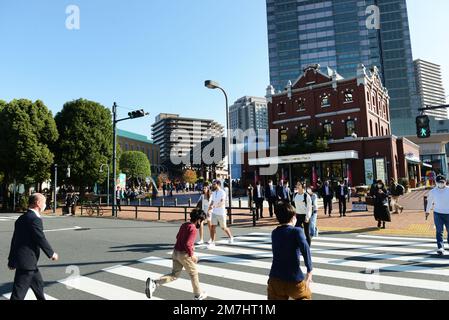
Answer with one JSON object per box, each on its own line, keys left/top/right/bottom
{"left": 437, "top": 182, "right": 446, "bottom": 189}
{"left": 291, "top": 216, "right": 297, "bottom": 226}
{"left": 40, "top": 203, "right": 46, "bottom": 213}
{"left": 377, "top": 184, "right": 383, "bottom": 189}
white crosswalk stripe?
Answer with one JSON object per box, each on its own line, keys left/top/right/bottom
{"left": 4, "top": 233, "right": 448, "bottom": 300}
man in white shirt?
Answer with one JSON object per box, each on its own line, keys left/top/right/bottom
{"left": 207, "top": 181, "right": 233, "bottom": 248}
{"left": 293, "top": 182, "right": 313, "bottom": 246}
{"left": 426, "top": 175, "right": 449, "bottom": 255}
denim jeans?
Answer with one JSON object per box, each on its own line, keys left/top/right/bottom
{"left": 434, "top": 212, "right": 449, "bottom": 249}
{"left": 309, "top": 211, "right": 318, "bottom": 238}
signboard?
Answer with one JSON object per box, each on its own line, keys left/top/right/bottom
{"left": 375, "top": 158, "right": 386, "bottom": 183}
{"left": 364, "top": 159, "right": 374, "bottom": 186}
{"left": 117, "top": 174, "right": 126, "bottom": 189}
{"left": 352, "top": 201, "right": 368, "bottom": 212}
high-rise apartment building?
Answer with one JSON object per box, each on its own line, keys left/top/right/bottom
{"left": 266, "top": 0, "right": 419, "bottom": 135}
{"left": 229, "top": 96, "right": 269, "bottom": 132}
{"left": 414, "top": 59, "right": 448, "bottom": 119}
{"left": 151, "top": 113, "right": 224, "bottom": 166}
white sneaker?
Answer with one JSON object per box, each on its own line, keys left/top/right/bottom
{"left": 437, "top": 248, "right": 445, "bottom": 256}
{"left": 196, "top": 240, "right": 204, "bottom": 245}
{"left": 207, "top": 239, "right": 213, "bottom": 244}
{"left": 145, "top": 278, "right": 157, "bottom": 299}
{"left": 207, "top": 242, "right": 215, "bottom": 249}
{"left": 194, "top": 291, "right": 208, "bottom": 300}
{"left": 228, "top": 237, "right": 234, "bottom": 244}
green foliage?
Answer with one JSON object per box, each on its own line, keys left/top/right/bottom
{"left": 183, "top": 169, "right": 197, "bottom": 184}
{"left": 0, "top": 99, "right": 58, "bottom": 185}
{"left": 54, "top": 99, "right": 113, "bottom": 188}
{"left": 119, "top": 151, "right": 151, "bottom": 183}
{"left": 279, "top": 132, "right": 329, "bottom": 156}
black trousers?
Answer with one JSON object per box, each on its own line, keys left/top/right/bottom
{"left": 296, "top": 214, "right": 312, "bottom": 246}
{"left": 268, "top": 199, "right": 276, "bottom": 218}
{"left": 255, "top": 199, "right": 264, "bottom": 218}
{"left": 338, "top": 197, "right": 347, "bottom": 216}
{"left": 116, "top": 199, "right": 122, "bottom": 211}
{"left": 11, "top": 269, "right": 45, "bottom": 300}
{"left": 323, "top": 196, "right": 333, "bottom": 215}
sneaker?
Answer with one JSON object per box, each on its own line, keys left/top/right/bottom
{"left": 437, "top": 248, "right": 445, "bottom": 256}
{"left": 196, "top": 240, "right": 204, "bottom": 245}
{"left": 207, "top": 239, "right": 213, "bottom": 244}
{"left": 207, "top": 242, "right": 216, "bottom": 249}
{"left": 228, "top": 237, "right": 234, "bottom": 244}
{"left": 145, "top": 278, "right": 157, "bottom": 299}
{"left": 194, "top": 291, "right": 208, "bottom": 300}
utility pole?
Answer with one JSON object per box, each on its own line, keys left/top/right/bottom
{"left": 112, "top": 102, "right": 117, "bottom": 218}
{"left": 53, "top": 164, "right": 58, "bottom": 214}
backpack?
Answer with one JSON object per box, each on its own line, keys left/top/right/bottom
{"left": 397, "top": 184, "right": 405, "bottom": 196}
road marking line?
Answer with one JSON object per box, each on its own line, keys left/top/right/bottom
{"left": 44, "top": 226, "right": 82, "bottom": 233}
{"left": 150, "top": 256, "right": 426, "bottom": 300}
{"left": 135, "top": 259, "right": 266, "bottom": 300}
{"left": 2, "top": 291, "right": 57, "bottom": 300}
{"left": 58, "top": 275, "right": 155, "bottom": 300}
{"left": 357, "top": 235, "right": 435, "bottom": 242}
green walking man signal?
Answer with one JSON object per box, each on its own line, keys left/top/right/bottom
{"left": 416, "top": 115, "right": 431, "bottom": 139}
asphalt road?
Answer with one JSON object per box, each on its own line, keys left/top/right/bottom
{"left": 1, "top": 213, "right": 449, "bottom": 300}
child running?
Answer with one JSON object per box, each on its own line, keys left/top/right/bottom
{"left": 145, "top": 208, "right": 208, "bottom": 300}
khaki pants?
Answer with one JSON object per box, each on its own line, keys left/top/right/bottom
{"left": 156, "top": 250, "right": 201, "bottom": 296}
{"left": 391, "top": 196, "right": 403, "bottom": 213}
{"left": 267, "top": 278, "right": 312, "bottom": 300}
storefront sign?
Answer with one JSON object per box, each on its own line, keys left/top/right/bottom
{"left": 364, "top": 159, "right": 374, "bottom": 186}
{"left": 352, "top": 201, "right": 368, "bottom": 212}
{"left": 375, "top": 158, "right": 386, "bottom": 183}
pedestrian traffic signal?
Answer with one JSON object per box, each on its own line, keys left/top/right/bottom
{"left": 128, "top": 110, "right": 145, "bottom": 119}
{"left": 416, "top": 115, "right": 431, "bottom": 139}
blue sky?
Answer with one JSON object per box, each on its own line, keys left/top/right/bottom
{"left": 0, "top": 0, "right": 448, "bottom": 137}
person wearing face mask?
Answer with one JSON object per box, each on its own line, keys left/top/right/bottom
{"left": 370, "top": 180, "right": 391, "bottom": 229}
{"left": 268, "top": 201, "right": 313, "bottom": 300}
{"left": 426, "top": 175, "right": 449, "bottom": 256}
{"left": 146, "top": 208, "right": 208, "bottom": 300}
{"left": 265, "top": 179, "right": 279, "bottom": 218}
{"left": 7, "top": 193, "right": 59, "bottom": 300}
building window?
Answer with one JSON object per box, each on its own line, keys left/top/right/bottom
{"left": 278, "top": 102, "right": 286, "bottom": 115}
{"left": 344, "top": 91, "right": 353, "bottom": 103}
{"left": 323, "top": 123, "right": 332, "bottom": 139}
{"left": 345, "top": 120, "right": 356, "bottom": 137}
{"left": 375, "top": 123, "right": 379, "bottom": 136}
{"left": 321, "top": 94, "right": 330, "bottom": 108}
{"left": 298, "top": 125, "right": 307, "bottom": 138}
{"left": 125, "top": 143, "right": 129, "bottom": 151}
{"left": 369, "top": 120, "right": 373, "bottom": 137}
{"left": 297, "top": 99, "right": 305, "bottom": 111}
{"left": 280, "top": 129, "right": 288, "bottom": 145}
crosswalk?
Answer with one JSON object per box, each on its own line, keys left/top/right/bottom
{"left": 0, "top": 216, "right": 20, "bottom": 223}
{"left": 3, "top": 232, "right": 449, "bottom": 300}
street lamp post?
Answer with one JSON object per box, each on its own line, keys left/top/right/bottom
{"left": 53, "top": 164, "right": 58, "bottom": 214}
{"left": 204, "top": 80, "right": 233, "bottom": 224}
{"left": 111, "top": 102, "right": 148, "bottom": 218}
{"left": 100, "top": 164, "right": 110, "bottom": 206}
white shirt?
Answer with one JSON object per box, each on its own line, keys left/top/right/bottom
{"left": 200, "top": 195, "right": 210, "bottom": 213}
{"left": 294, "top": 192, "right": 312, "bottom": 220}
{"left": 426, "top": 187, "right": 449, "bottom": 214}
{"left": 211, "top": 189, "right": 227, "bottom": 216}
{"left": 29, "top": 208, "right": 41, "bottom": 219}
{"left": 257, "top": 186, "right": 262, "bottom": 198}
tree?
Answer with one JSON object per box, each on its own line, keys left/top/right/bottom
{"left": 157, "top": 173, "right": 169, "bottom": 188}
{"left": 0, "top": 99, "right": 58, "bottom": 209}
{"left": 54, "top": 99, "right": 113, "bottom": 192}
{"left": 183, "top": 169, "right": 197, "bottom": 185}
{"left": 119, "top": 151, "right": 151, "bottom": 187}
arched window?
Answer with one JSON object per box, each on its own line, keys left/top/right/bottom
{"left": 345, "top": 120, "right": 356, "bottom": 137}
{"left": 279, "top": 102, "right": 286, "bottom": 114}
{"left": 298, "top": 125, "right": 307, "bottom": 138}
{"left": 321, "top": 94, "right": 330, "bottom": 108}
{"left": 344, "top": 91, "right": 353, "bottom": 103}
{"left": 369, "top": 120, "right": 373, "bottom": 137}
{"left": 323, "top": 123, "right": 332, "bottom": 139}
{"left": 297, "top": 99, "right": 305, "bottom": 111}
{"left": 280, "top": 129, "right": 288, "bottom": 145}
{"left": 381, "top": 127, "right": 385, "bottom": 136}
{"left": 375, "top": 123, "right": 379, "bottom": 136}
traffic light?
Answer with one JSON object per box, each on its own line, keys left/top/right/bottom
{"left": 416, "top": 115, "right": 431, "bottom": 139}
{"left": 128, "top": 110, "right": 145, "bottom": 119}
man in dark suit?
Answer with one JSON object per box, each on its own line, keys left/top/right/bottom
{"left": 265, "top": 180, "right": 279, "bottom": 218}
{"left": 321, "top": 181, "right": 334, "bottom": 217}
{"left": 336, "top": 180, "right": 349, "bottom": 217}
{"left": 253, "top": 181, "right": 265, "bottom": 219}
{"left": 8, "top": 193, "right": 59, "bottom": 300}
{"left": 278, "top": 181, "right": 293, "bottom": 204}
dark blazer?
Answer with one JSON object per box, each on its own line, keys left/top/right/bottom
{"left": 253, "top": 185, "right": 265, "bottom": 201}
{"left": 278, "top": 186, "right": 293, "bottom": 203}
{"left": 320, "top": 185, "right": 334, "bottom": 199}
{"left": 265, "top": 184, "right": 278, "bottom": 200}
{"left": 336, "top": 185, "right": 349, "bottom": 199}
{"left": 8, "top": 210, "right": 55, "bottom": 271}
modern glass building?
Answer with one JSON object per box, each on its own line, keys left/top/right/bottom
{"left": 266, "top": 0, "right": 419, "bottom": 135}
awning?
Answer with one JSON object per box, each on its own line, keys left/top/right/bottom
{"left": 422, "top": 163, "right": 433, "bottom": 168}
{"left": 405, "top": 155, "right": 421, "bottom": 165}
{"left": 248, "top": 150, "right": 359, "bottom": 166}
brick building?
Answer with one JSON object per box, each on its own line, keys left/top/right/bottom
{"left": 245, "top": 64, "right": 422, "bottom": 188}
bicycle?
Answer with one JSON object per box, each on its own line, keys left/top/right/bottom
{"left": 84, "top": 201, "right": 105, "bottom": 217}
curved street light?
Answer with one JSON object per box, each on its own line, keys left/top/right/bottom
{"left": 204, "top": 80, "right": 233, "bottom": 223}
